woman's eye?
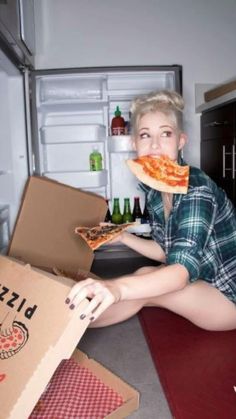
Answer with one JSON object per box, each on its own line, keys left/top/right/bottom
{"left": 160, "top": 130, "right": 173, "bottom": 138}
{"left": 139, "top": 132, "right": 150, "bottom": 140}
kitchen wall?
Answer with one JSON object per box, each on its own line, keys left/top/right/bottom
{"left": 34, "top": 0, "right": 236, "bottom": 167}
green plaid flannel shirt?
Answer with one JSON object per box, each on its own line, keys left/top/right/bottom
{"left": 140, "top": 164, "right": 236, "bottom": 303}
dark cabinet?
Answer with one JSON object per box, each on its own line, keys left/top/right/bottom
{"left": 200, "top": 102, "right": 236, "bottom": 205}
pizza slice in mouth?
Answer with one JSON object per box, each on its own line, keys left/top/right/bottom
{"left": 127, "top": 155, "right": 189, "bottom": 194}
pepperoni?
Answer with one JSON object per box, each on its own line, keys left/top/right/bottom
{"left": 4, "top": 343, "right": 10, "bottom": 349}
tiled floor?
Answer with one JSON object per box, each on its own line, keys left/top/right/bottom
{"left": 79, "top": 314, "right": 172, "bottom": 418}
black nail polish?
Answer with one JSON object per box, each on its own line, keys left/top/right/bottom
{"left": 69, "top": 304, "right": 75, "bottom": 310}
{"left": 80, "top": 314, "right": 86, "bottom": 320}
{"left": 90, "top": 316, "right": 94, "bottom": 321}
{"left": 65, "top": 298, "right": 70, "bottom": 304}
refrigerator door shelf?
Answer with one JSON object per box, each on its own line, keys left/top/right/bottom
{"left": 41, "top": 124, "right": 106, "bottom": 144}
{"left": 43, "top": 169, "right": 108, "bottom": 189}
{"left": 108, "top": 136, "right": 136, "bottom": 153}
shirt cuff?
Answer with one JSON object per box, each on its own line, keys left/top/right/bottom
{"left": 167, "top": 247, "right": 201, "bottom": 281}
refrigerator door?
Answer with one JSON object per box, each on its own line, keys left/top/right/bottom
{"left": 0, "top": 48, "right": 29, "bottom": 252}
{"left": 31, "top": 65, "right": 182, "bottom": 212}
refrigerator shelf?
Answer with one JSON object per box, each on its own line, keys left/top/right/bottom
{"left": 43, "top": 169, "right": 108, "bottom": 189}
{"left": 41, "top": 124, "right": 106, "bottom": 144}
{"left": 108, "top": 136, "right": 136, "bottom": 153}
{"left": 37, "top": 101, "right": 108, "bottom": 114}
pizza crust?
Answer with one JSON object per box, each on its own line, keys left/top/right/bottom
{"left": 126, "top": 159, "right": 188, "bottom": 194}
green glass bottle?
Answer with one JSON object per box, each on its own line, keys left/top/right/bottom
{"left": 111, "top": 198, "right": 123, "bottom": 224}
{"left": 122, "top": 198, "right": 133, "bottom": 223}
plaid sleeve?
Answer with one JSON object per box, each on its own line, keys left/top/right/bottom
{"left": 167, "top": 187, "right": 217, "bottom": 281}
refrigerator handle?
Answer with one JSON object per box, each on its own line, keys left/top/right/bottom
{"left": 23, "top": 68, "right": 34, "bottom": 174}
{"left": 232, "top": 144, "right": 235, "bottom": 180}
{"left": 222, "top": 145, "right": 226, "bottom": 178}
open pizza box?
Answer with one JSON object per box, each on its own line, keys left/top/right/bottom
{"left": 1, "top": 176, "right": 139, "bottom": 418}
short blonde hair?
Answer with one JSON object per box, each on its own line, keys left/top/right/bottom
{"left": 130, "top": 90, "right": 184, "bottom": 135}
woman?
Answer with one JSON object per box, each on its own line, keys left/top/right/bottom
{"left": 66, "top": 90, "right": 236, "bottom": 331}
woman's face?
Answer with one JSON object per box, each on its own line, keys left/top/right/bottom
{"left": 133, "top": 111, "right": 187, "bottom": 161}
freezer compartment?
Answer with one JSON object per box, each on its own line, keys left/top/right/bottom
{"left": 41, "top": 124, "right": 106, "bottom": 144}
{"left": 107, "top": 71, "right": 176, "bottom": 99}
{"left": 44, "top": 169, "right": 108, "bottom": 189}
{"left": 38, "top": 75, "right": 106, "bottom": 103}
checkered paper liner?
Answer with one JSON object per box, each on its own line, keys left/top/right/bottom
{"left": 29, "top": 358, "right": 124, "bottom": 419}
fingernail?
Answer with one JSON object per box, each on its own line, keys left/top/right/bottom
{"left": 69, "top": 304, "right": 75, "bottom": 310}
{"left": 65, "top": 298, "right": 70, "bottom": 304}
{"left": 80, "top": 314, "right": 86, "bottom": 320}
{"left": 90, "top": 316, "right": 94, "bottom": 321}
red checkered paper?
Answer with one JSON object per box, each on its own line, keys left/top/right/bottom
{"left": 29, "top": 358, "right": 124, "bottom": 419}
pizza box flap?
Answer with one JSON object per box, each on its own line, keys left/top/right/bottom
{"left": 0, "top": 255, "right": 91, "bottom": 419}
{"left": 8, "top": 176, "right": 107, "bottom": 273}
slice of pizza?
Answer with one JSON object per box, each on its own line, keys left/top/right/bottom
{"left": 126, "top": 155, "right": 189, "bottom": 194}
{"left": 75, "top": 223, "right": 133, "bottom": 251}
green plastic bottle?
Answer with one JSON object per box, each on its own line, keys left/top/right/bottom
{"left": 122, "top": 198, "right": 133, "bottom": 223}
{"left": 89, "top": 147, "right": 103, "bottom": 171}
{"left": 111, "top": 198, "right": 123, "bottom": 224}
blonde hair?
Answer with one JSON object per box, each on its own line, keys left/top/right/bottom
{"left": 130, "top": 90, "right": 184, "bottom": 135}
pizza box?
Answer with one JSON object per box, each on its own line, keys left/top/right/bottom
{"left": 30, "top": 349, "right": 139, "bottom": 419}
{"left": 8, "top": 175, "right": 107, "bottom": 274}
{"left": 0, "top": 255, "right": 90, "bottom": 419}
{"left": 4, "top": 177, "right": 139, "bottom": 418}
{"left": 0, "top": 256, "right": 139, "bottom": 419}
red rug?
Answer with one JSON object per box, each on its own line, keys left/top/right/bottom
{"left": 139, "top": 307, "right": 236, "bottom": 419}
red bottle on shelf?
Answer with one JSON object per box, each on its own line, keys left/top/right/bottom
{"left": 111, "top": 106, "right": 125, "bottom": 135}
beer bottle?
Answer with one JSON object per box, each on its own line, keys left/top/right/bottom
{"left": 104, "top": 199, "right": 112, "bottom": 223}
{"left": 122, "top": 198, "right": 133, "bottom": 223}
{"left": 132, "top": 197, "right": 142, "bottom": 224}
{"left": 111, "top": 198, "right": 123, "bottom": 224}
{"left": 142, "top": 198, "right": 150, "bottom": 224}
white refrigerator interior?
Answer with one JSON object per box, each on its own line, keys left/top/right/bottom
{"left": 0, "top": 63, "right": 181, "bottom": 252}
{"left": 0, "top": 49, "right": 28, "bottom": 253}
{"left": 31, "top": 68, "right": 180, "bottom": 209}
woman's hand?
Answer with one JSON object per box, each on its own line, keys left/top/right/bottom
{"left": 65, "top": 278, "right": 121, "bottom": 322}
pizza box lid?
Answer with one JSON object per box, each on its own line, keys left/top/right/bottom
{"left": 0, "top": 255, "right": 91, "bottom": 419}
{"left": 8, "top": 176, "right": 107, "bottom": 273}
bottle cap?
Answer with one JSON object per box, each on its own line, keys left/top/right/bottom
{"left": 114, "top": 106, "right": 122, "bottom": 117}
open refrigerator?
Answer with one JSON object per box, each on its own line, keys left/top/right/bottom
{"left": 0, "top": 45, "right": 182, "bottom": 256}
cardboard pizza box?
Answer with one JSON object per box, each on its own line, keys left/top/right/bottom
{"left": 0, "top": 255, "right": 90, "bottom": 419}
{"left": 3, "top": 177, "right": 139, "bottom": 418}
{"left": 8, "top": 175, "right": 107, "bottom": 274}
{"left": 30, "top": 349, "right": 139, "bottom": 419}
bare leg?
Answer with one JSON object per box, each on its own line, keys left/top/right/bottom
{"left": 91, "top": 266, "right": 236, "bottom": 331}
